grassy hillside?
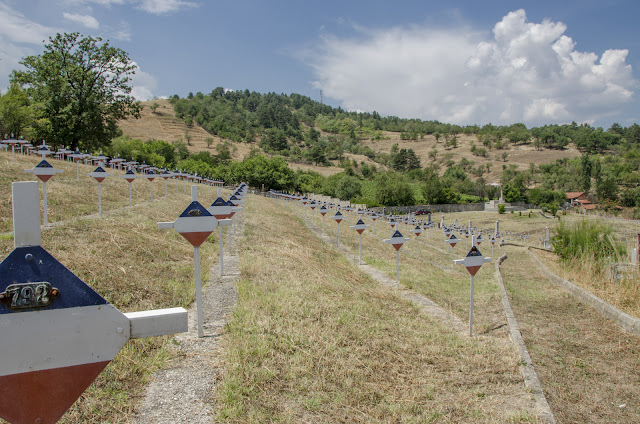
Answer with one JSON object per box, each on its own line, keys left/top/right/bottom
{"left": 119, "top": 100, "right": 581, "bottom": 182}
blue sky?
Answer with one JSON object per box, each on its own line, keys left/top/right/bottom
{"left": 1, "top": 0, "right": 639, "bottom": 128}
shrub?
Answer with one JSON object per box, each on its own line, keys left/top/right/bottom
{"left": 552, "top": 219, "right": 625, "bottom": 266}
{"left": 498, "top": 204, "right": 506, "bottom": 214}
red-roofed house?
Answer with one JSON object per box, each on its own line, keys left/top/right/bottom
{"left": 566, "top": 192, "right": 589, "bottom": 206}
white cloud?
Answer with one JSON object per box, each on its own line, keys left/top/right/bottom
{"left": 61, "top": 0, "right": 197, "bottom": 14}
{"left": 61, "top": 0, "right": 126, "bottom": 6}
{"left": 309, "top": 9, "right": 638, "bottom": 126}
{"left": 135, "top": 0, "right": 197, "bottom": 15}
{"left": 129, "top": 61, "right": 157, "bottom": 100}
{"left": 106, "top": 21, "right": 132, "bottom": 41}
{"left": 0, "top": 3, "right": 57, "bottom": 44}
{"left": 0, "top": 3, "right": 59, "bottom": 91}
{"left": 63, "top": 12, "right": 100, "bottom": 29}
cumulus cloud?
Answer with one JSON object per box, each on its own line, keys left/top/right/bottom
{"left": 63, "top": 12, "right": 100, "bottom": 29}
{"left": 129, "top": 61, "right": 158, "bottom": 100}
{"left": 309, "top": 9, "right": 637, "bottom": 126}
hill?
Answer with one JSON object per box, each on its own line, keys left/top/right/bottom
{"left": 119, "top": 99, "right": 581, "bottom": 182}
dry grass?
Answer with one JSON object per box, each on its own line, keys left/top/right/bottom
{"left": 0, "top": 169, "right": 229, "bottom": 423}
{"left": 533, "top": 248, "right": 640, "bottom": 320}
{"left": 118, "top": 99, "right": 253, "bottom": 161}
{"left": 361, "top": 132, "right": 581, "bottom": 181}
{"left": 119, "top": 101, "right": 581, "bottom": 181}
{"left": 501, "top": 247, "right": 640, "bottom": 423}
{"left": 308, "top": 209, "right": 508, "bottom": 334}
{"left": 217, "top": 195, "right": 537, "bottom": 423}
{"left": 0, "top": 150, "right": 196, "bottom": 234}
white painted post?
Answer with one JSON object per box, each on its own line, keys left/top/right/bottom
{"left": 12, "top": 182, "right": 41, "bottom": 248}
{"left": 469, "top": 273, "right": 475, "bottom": 336}
{"left": 384, "top": 231, "right": 406, "bottom": 287}
{"left": 98, "top": 182, "right": 102, "bottom": 215}
{"left": 193, "top": 245, "right": 204, "bottom": 338}
{"left": 43, "top": 181, "right": 48, "bottom": 225}
{"left": 452, "top": 245, "right": 455, "bottom": 271}
{"left": 396, "top": 249, "right": 400, "bottom": 287}
{"left": 219, "top": 226, "right": 224, "bottom": 276}
{"left": 453, "top": 236, "right": 491, "bottom": 336}
{"left": 192, "top": 185, "right": 204, "bottom": 338}
{"left": 4, "top": 183, "right": 189, "bottom": 424}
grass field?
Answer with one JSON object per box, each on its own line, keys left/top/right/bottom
{"left": 0, "top": 150, "right": 227, "bottom": 423}
{"left": 217, "top": 194, "right": 537, "bottom": 423}
{"left": 2, "top": 147, "right": 639, "bottom": 423}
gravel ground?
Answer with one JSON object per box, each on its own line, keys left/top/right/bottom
{"left": 132, "top": 224, "right": 241, "bottom": 424}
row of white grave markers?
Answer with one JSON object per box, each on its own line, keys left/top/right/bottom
{"left": 4, "top": 138, "right": 226, "bottom": 190}
{"left": 0, "top": 182, "right": 188, "bottom": 424}
{"left": 13, "top": 142, "right": 227, "bottom": 222}
{"left": 158, "top": 183, "right": 247, "bottom": 338}
{"left": 267, "top": 191, "right": 455, "bottom": 291}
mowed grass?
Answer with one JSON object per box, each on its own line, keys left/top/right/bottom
{"left": 0, "top": 173, "right": 228, "bottom": 423}
{"left": 218, "top": 195, "right": 536, "bottom": 423}
{"left": 0, "top": 150, "right": 187, "bottom": 233}
{"left": 501, "top": 247, "right": 640, "bottom": 423}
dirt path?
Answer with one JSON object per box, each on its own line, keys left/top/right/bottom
{"left": 132, "top": 225, "right": 242, "bottom": 423}
{"left": 501, "top": 247, "right": 640, "bottom": 423}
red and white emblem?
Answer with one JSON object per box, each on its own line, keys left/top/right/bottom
{"left": 454, "top": 246, "right": 491, "bottom": 276}
{"left": 159, "top": 202, "right": 217, "bottom": 247}
{"left": 384, "top": 230, "right": 407, "bottom": 251}
{"left": 350, "top": 219, "right": 369, "bottom": 234}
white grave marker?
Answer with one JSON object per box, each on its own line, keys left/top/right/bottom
{"left": 87, "top": 166, "right": 112, "bottom": 214}
{"left": 320, "top": 205, "right": 328, "bottom": 235}
{"left": 446, "top": 233, "right": 459, "bottom": 270}
{"left": 383, "top": 230, "right": 408, "bottom": 287}
{"left": 24, "top": 159, "right": 63, "bottom": 226}
{"left": 332, "top": 210, "right": 344, "bottom": 246}
{"left": 208, "top": 197, "right": 234, "bottom": 277}
{"left": 158, "top": 186, "right": 216, "bottom": 337}
{"left": 453, "top": 238, "right": 491, "bottom": 336}
{"left": 0, "top": 182, "right": 187, "bottom": 424}
{"left": 412, "top": 224, "right": 423, "bottom": 255}
{"left": 350, "top": 218, "right": 369, "bottom": 264}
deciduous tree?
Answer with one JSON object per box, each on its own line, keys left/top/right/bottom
{"left": 11, "top": 32, "right": 141, "bottom": 150}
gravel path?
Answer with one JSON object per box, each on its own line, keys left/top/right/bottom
{"left": 132, "top": 224, "right": 241, "bottom": 423}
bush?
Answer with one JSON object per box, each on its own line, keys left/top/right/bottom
{"left": 498, "top": 204, "right": 505, "bottom": 214}
{"left": 552, "top": 219, "right": 625, "bottom": 266}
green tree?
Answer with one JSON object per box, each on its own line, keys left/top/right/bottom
{"left": 0, "top": 84, "right": 40, "bottom": 138}
{"left": 11, "top": 32, "right": 141, "bottom": 150}
{"left": 596, "top": 171, "right": 618, "bottom": 202}
{"left": 335, "top": 175, "right": 362, "bottom": 200}
{"left": 374, "top": 172, "right": 414, "bottom": 206}
{"left": 580, "top": 153, "right": 592, "bottom": 193}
